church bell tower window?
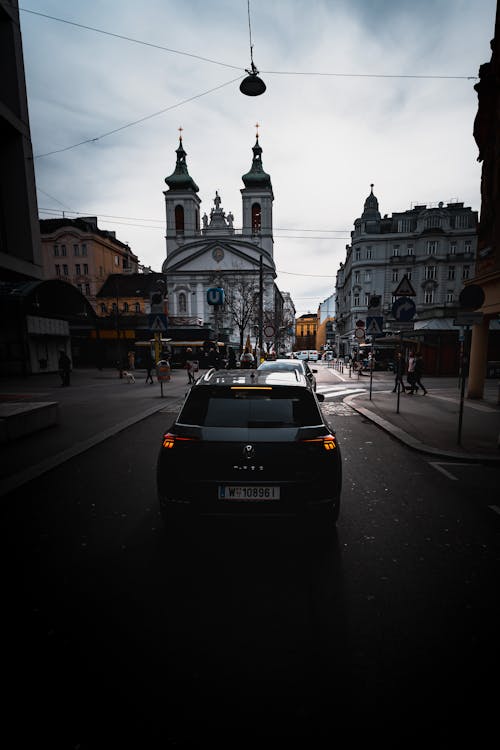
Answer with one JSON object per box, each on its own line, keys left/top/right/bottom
{"left": 252, "top": 202, "right": 262, "bottom": 232}
{"left": 175, "top": 205, "right": 185, "bottom": 234}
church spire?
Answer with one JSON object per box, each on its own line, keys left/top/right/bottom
{"left": 165, "top": 132, "right": 199, "bottom": 192}
{"left": 242, "top": 125, "right": 272, "bottom": 190}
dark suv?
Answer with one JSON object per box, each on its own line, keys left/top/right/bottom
{"left": 157, "top": 368, "right": 342, "bottom": 531}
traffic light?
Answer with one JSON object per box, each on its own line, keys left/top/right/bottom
{"left": 368, "top": 295, "right": 381, "bottom": 309}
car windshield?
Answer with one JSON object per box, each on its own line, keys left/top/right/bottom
{"left": 258, "top": 362, "right": 299, "bottom": 371}
{"left": 178, "top": 386, "right": 321, "bottom": 428}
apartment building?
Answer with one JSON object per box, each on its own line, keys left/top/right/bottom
{"left": 39, "top": 216, "right": 139, "bottom": 312}
{"left": 335, "top": 186, "right": 478, "bottom": 359}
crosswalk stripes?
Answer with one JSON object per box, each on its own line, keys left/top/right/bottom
{"left": 316, "top": 385, "right": 366, "bottom": 399}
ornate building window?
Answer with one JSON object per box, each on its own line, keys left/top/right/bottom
{"left": 251, "top": 203, "right": 262, "bottom": 232}
{"left": 178, "top": 292, "right": 187, "bottom": 313}
{"left": 175, "top": 205, "right": 185, "bottom": 234}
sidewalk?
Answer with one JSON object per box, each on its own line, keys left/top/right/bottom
{"left": 345, "top": 379, "right": 500, "bottom": 463}
{"left": 0, "top": 367, "right": 192, "bottom": 497}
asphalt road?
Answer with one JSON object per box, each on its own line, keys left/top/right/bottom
{"left": 3, "top": 368, "right": 500, "bottom": 747}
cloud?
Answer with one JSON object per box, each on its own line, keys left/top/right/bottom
{"left": 21, "top": 0, "right": 495, "bottom": 315}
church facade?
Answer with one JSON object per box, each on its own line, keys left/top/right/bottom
{"left": 161, "top": 133, "right": 287, "bottom": 355}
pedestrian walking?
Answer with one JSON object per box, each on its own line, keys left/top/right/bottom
{"left": 414, "top": 354, "right": 428, "bottom": 394}
{"left": 240, "top": 347, "right": 255, "bottom": 369}
{"left": 226, "top": 347, "right": 237, "bottom": 369}
{"left": 58, "top": 350, "right": 71, "bottom": 387}
{"left": 185, "top": 348, "right": 197, "bottom": 384}
{"left": 406, "top": 351, "right": 417, "bottom": 394}
{"left": 392, "top": 352, "right": 405, "bottom": 393}
{"left": 145, "top": 355, "right": 154, "bottom": 384}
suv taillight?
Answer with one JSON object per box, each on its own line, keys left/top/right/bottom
{"left": 162, "top": 432, "right": 198, "bottom": 449}
{"left": 300, "top": 434, "right": 337, "bottom": 451}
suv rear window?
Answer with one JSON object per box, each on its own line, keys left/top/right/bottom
{"left": 178, "top": 386, "right": 322, "bottom": 428}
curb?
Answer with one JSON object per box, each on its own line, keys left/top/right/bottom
{"left": 0, "top": 401, "right": 176, "bottom": 498}
{"left": 343, "top": 394, "right": 500, "bottom": 464}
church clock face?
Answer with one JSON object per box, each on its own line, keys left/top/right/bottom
{"left": 212, "top": 247, "right": 224, "bottom": 262}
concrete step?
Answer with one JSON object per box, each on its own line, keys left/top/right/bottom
{"left": 0, "top": 402, "right": 59, "bottom": 443}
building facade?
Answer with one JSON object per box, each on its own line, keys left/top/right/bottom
{"left": 295, "top": 313, "right": 318, "bottom": 352}
{"left": 0, "top": 0, "right": 42, "bottom": 281}
{"left": 161, "top": 133, "right": 290, "bottom": 356}
{"left": 317, "top": 293, "right": 336, "bottom": 354}
{"left": 39, "top": 217, "right": 139, "bottom": 313}
{"left": 468, "top": 2, "right": 500, "bottom": 398}
{"left": 335, "top": 186, "right": 478, "bottom": 362}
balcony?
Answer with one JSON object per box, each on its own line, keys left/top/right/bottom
{"left": 389, "top": 255, "right": 416, "bottom": 264}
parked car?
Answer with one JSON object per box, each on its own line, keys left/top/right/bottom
{"left": 307, "top": 350, "right": 319, "bottom": 361}
{"left": 257, "top": 357, "right": 318, "bottom": 391}
{"left": 157, "top": 369, "right": 342, "bottom": 532}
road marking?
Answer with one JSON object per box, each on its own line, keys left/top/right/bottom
{"left": 317, "top": 387, "right": 366, "bottom": 398}
{"left": 429, "top": 461, "right": 473, "bottom": 481}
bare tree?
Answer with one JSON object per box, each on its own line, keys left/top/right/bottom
{"left": 224, "top": 274, "right": 258, "bottom": 354}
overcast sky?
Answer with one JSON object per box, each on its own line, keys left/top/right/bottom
{"left": 20, "top": 0, "right": 496, "bottom": 316}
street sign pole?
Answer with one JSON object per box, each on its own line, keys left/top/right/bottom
{"left": 457, "top": 325, "right": 470, "bottom": 446}
{"left": 396, "top": 330, "right": 403, "bottom": 414}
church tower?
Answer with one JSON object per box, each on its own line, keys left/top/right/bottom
{"left": 241, "top": 128, "right": 274, "bottom": 257}
{"left": 164, "top": 133, "right": 201, "bottom": 254}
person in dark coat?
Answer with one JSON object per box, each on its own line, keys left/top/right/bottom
{"left": 414, "top": 354, "right": 428, "bottom": 394}
{"left": 392, "top": 352, "right": 405, "bottom": 393}
{"left": 58, "top": 350, "right": 71, "bottom": 386}
{"left": 145, "top": 354, "right": 154, "bottom": 384}
{"left": 226, "top": 347, "right": 237, "bottom": 369}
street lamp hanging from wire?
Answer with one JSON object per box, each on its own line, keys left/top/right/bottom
{"left": 240, "top": 0, "right": 266, "bottom": 96}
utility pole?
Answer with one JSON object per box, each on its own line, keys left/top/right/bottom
{"left": 258, "top": 255, "right": 263, "bottom": 363}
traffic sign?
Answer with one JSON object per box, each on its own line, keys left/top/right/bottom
{"left": 355, "top": 319, "right": 365, "bottom": 328}
{"left": 392, "top": 297, "right": 416, "bottom": 322}
{"left": 207, "top": 287, "right": 225, "bottom": 305}
{"left": 354, "top": 327, "right": 365, "bottom": 340}
{"left": 263, "top": 324, "right": 275, "bottom": 339}
{"left": 148, "top": 313, "right": 168, "bottom": 331}
{"left": 366, "top": 316, "right": 384, "bottom": 335}
{"left": 393, "top": 275, "right": 416, "bottom": 297}
{"left": 459, "top": 284, "right": 485, "bottom": 311}
{"left": 454, "top": 312, "right": 484, "bottom": 326}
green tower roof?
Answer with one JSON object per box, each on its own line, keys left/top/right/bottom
{"left": 242, "top": 137, "right": 272, "bottom": 190}
{"left": 165, "top": 137, "right": 199, "bottom": 192}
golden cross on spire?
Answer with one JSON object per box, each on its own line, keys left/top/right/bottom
{"left": 178, "top": 126, "right": 183, "bottom": 141}
{"left": 255, "top": 122, "right": 259, "bottom": 139}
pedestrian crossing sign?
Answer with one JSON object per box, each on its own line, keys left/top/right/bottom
{"left": 148, "top": 313, "right": 168, "bottom": 332}
{"left": 393, "top": 275, "right": 416, "bottom": 297}
{"left": 366, "top": 316, "right": 384, "bottom": 335}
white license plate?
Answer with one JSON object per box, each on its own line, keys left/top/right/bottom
{"left": 218, "top": 485, "right": 280, "bottom": 501}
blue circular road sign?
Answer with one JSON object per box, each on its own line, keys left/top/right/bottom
{"left": 392, "top": 296, "right": 416, "bottom": 322}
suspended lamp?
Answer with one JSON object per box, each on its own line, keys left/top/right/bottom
{"left": 240, "top": 0, "right": 266, "bottom": 97}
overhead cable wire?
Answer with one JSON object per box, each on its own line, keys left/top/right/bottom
{"left": 18, "top": 6, "right": 477, "bottom": 80}
{"left": 18, "top": 6, "right": 243, "bottom": 71}
{"left": 33, "top": 76, "right": 243, "bottom": 159}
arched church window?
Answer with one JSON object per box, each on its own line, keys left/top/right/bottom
{"left": 175, "top": 205, "right": 184, "bottom": 234}
{"left": 251, "top": 203, "right": 262, "bottom": 232}
{"left": 178, "top": 292, "right": 187, "bottom": 313}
